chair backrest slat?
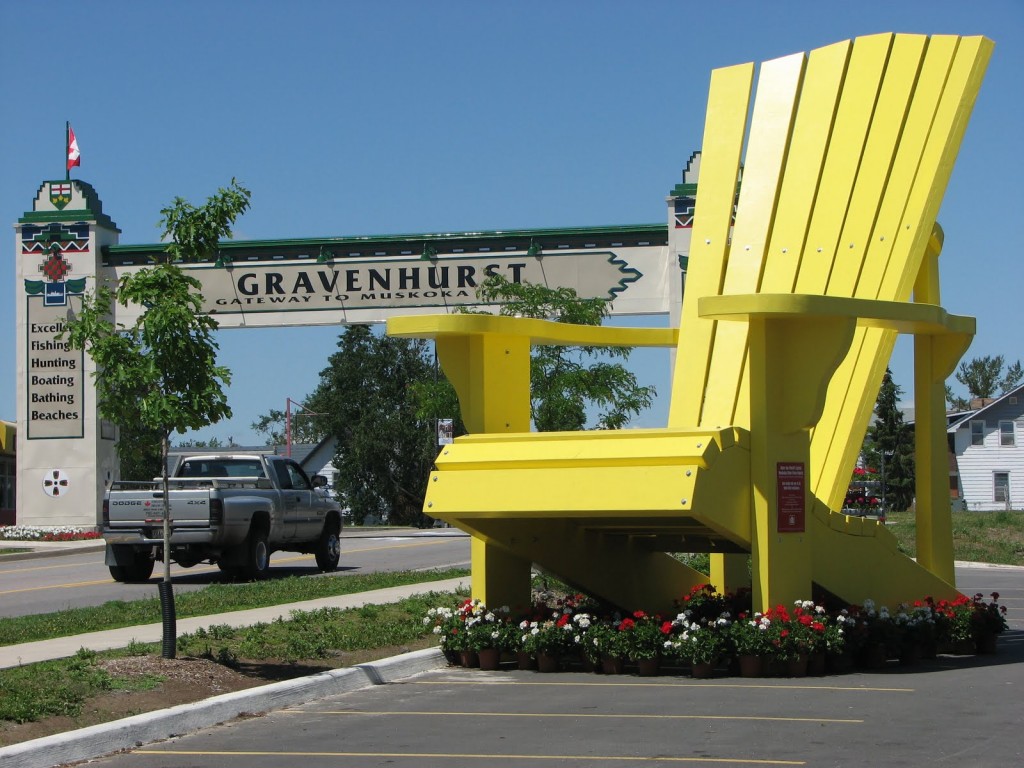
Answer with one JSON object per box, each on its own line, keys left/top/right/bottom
{"left": 668, "top": 62, "right": 753, "bottom": 428}
{"left": 699, "top": 51, "right": 804, "bottom": 429}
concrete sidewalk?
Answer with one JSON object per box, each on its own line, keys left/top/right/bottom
{"left": 0, "top": 576, "right": 467, "bottom": 669}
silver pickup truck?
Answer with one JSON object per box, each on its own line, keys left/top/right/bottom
{"left": 102, "top": 454, "right": 343, "bottom": 582}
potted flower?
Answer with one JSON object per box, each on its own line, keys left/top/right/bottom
{"left": 848, "top": 599, "right": 899, "bottom": 668}
{"left": 676, "top": 583, "right": 731, "bottom": 623}
{"left": 620, "top": 611, "right": 671, "bottom": 675}
{"left": 664, "top": 609, "right": 731, "bottom": 678}
{"left": 423, "top": 604, "right": 468, "bottom": 663}
{"left": 822, "top": 608, "right": 855, "bottom": 672}
{"left": 520, "top": 610, "right": 576, "bottom": 671}
{"left": 970, "top": 592, "right": 1008, "bottom": 654}
{"left": 729, "top": 611, "right": 773, "bottom": 677}
{"left": 463, "top": 602, "right": 511, "bottom": 669}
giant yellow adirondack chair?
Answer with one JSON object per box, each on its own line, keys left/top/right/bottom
{"left": 388, "top": 33, "right": 992, "bottom": 613}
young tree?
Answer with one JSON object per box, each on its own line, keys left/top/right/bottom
{"left": 471, "top": 274, "right": 656, "bottom": 431}
{"left": 946, "top": 354, "right": 1023, "bottom": 410}
{"left": 64, "top": 179, "right": 250, "bottom": 657}
{"left": 117, "top": 423, "right": 164, "bottom": 482}
{"left": 863, "top": 368, "right": 915, "bottom": 512}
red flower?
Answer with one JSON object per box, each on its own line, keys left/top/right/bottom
{"left": 618, "top": 618, "right": 635, "bottom": 632}
{"left": 556, "top": 614, "right": 570, "bottom": 628}
{"left": 660, "top": 622, "right": 673, "bottom": 635}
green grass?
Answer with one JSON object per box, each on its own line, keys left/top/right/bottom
{"left": 0, "top": 647, "right": 162, "bottom": 724}
{"left": 177, "top": 591, "right": 457, "bottom": 663}
{"left": 0, "top": 567, "right": 468, "bottom": 647}
{"left": 0, "top": 590, "right": 465, "bottom": 726}
{"left": 885, "top": 510, "right": 1024, "bottom": 565}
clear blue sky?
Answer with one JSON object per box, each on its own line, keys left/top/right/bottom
{"left": 2, "top": 1, "right": 1021, "bottom": 444}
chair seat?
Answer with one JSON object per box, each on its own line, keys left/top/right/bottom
{"left": 429, "top": 426, "right": 751, "bottom": 547}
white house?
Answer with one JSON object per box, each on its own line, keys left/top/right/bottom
{"left": 947, "top": 383, "right": 1024, "bottom": 511}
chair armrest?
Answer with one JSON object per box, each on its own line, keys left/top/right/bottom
{"left": 698, "top": 293, "right": 975, "bottom": 337}
{"left": 387, "top": 314, "right": 676, "bottom": 435}
{"left": 387, "top": 314, "right": 678, "bottom": 348}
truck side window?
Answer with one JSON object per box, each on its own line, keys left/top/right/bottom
{"left": 285, "top": 462, "right": 311, "bottom": 491}
{"left": 273, "top": 461, "right": 293, "bottom": 490}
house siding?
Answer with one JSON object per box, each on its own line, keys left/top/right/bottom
{"left": 952, "top": 395, "right": 1024, "bottom": 511}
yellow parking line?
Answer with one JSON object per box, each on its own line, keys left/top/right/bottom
{"left": 0, "top": 578, "right": 116, "bottom": 595}
{"left": 413, "top": 680, "right": 914, "bottom": 693}
{"left": 136, "top": 749, "right": 805, "bottom": 764}
{"left": 0, "top": 539, "right": 451, "bottom": 596}
{"left": 286, "top": 709, "right": 862, "bottom": 724}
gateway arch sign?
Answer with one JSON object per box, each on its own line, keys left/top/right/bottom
{"left": 14, "top": 177, "right": 695, "bottom": 528}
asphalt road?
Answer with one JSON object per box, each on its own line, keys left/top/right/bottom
{"left": 76, "top": 564, "right": 1024, "bottom": 768}
{"left": 0, "top": 529, "right": 471, "bottom": 618}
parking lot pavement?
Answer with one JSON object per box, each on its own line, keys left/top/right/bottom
{"left": 83, "top": 635, "right": 1024, "bottom": 767}
{"left": 19, "top": 565, "right": 1024, "bottom": 767}
{"left": 88, "top": 646, "right": 1021, "bottom": 768}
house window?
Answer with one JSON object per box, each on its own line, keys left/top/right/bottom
{"left": 999, "top": 421, "right": 1015, "bottom": 447}
{"left": 994, "top": 472, "right": 1010, "bottom": 505}
{"left": 970, "top": 420, "right": 985, "bottom": 446}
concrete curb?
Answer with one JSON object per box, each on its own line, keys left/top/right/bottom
{"left": 0, "top": 542, "right": 105, "bottom": 562}
{"left": 954, "top": 560, "right": 1024, "bottom": 572}
{"left": 0, "top": 647, "right": 447, "bottom": 768}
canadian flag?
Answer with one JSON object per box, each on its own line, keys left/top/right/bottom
{"left": 67, "top": 125, "right": 81, "bottom": 172}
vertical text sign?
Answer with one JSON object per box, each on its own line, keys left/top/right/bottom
{"left": 776, "top": 461, "right": 805, "bottom": 533}
{"left": 26, "top": 300, "right": 83, "bottom": 439}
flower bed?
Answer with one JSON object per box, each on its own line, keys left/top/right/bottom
{"left": 424, "top": 584, "right": 1009, "bottom": 677}
{"left": 0, "top": 525, "right": 101, "bottom": 542}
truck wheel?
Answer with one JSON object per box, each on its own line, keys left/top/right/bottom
{"left": 241, "top": 530, "right": 270, "bottom": 579}
{"left": 315, "top": 523, "right": 341, "bottom": 572}
{"left": 109, "top": 552, "right": 154, "bottom": 583}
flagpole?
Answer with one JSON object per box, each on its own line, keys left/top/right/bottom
{"left": 65, "top": 121, "right": 70, "bottom": 181}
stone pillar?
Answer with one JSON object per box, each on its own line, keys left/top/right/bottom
{"left": 14, "top": 180, "right": 120, "bottom": 528}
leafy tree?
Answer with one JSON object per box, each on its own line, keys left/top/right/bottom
{"left": 471, "top": 274, "right": 656, "bottom": 431}
{"left": 64, "top": 179, "right": 250, "bottom": 657}
{"left": 117, "top": 423, "right": 164, "bottom": 481}
{"left": 174, "top": 436, "right": 238, "bottom": 449}
{"left": 303, "top": 326, "right": 438, "bottom": 526}
{"left": 946, "top": 355, "right": 1023, "bottom": 410}
{"left": 251, "top": 408, "right": 324, "bottom": 447}
{"left": 862, "top": 368, "right": 915, "bottom": 512}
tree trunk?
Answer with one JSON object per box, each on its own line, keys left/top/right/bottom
{"left": 159, "top": 433, "right": 176, "bottom": 658}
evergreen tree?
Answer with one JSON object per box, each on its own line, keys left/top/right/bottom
{"left": 863, "top": 368, "right": 915, "bottom": 512}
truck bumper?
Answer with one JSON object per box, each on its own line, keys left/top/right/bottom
{"left": 103, "top": 529, "right": 219, "bottom": 546}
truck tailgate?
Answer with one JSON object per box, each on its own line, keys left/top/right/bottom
{"left": 106, "top": 488, "right": 213, "bottom": 527}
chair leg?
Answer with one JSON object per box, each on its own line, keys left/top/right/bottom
{"left": 709, "top": 553, "right": 749, "bottom": 597}
{"left": 470, "top": 536, "right": 533, "bottom": 612}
